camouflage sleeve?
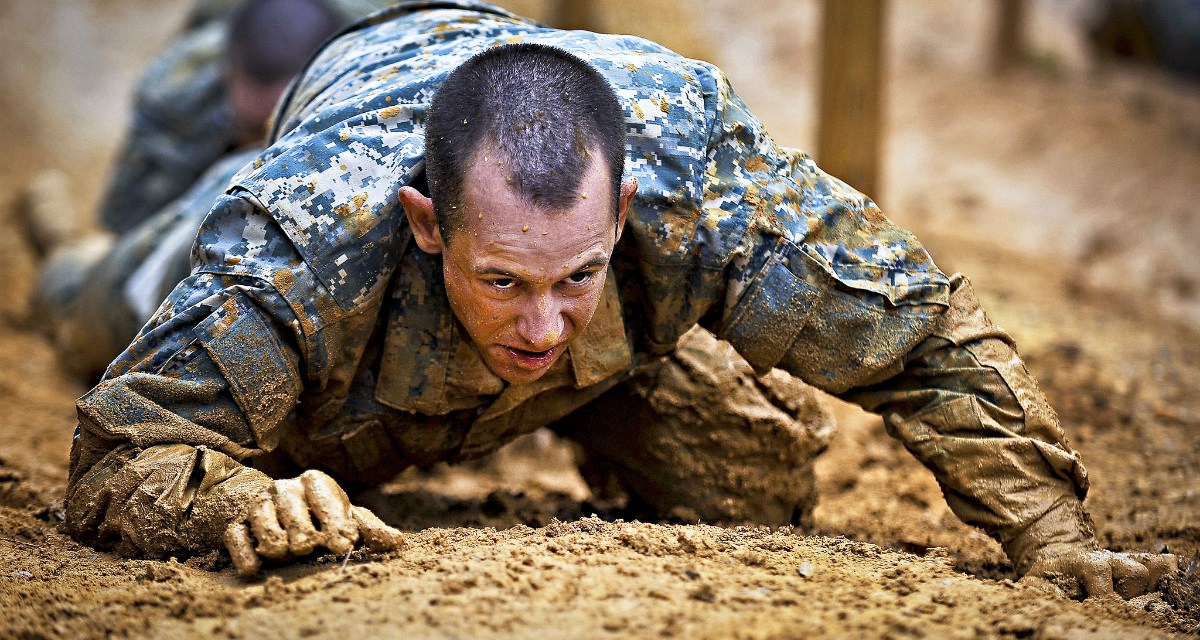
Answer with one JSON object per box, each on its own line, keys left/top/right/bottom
{"left": 65, "top": 192, "right": 324, "bottom": 558}
{"left": 839, "top": 277, "right": 1093, "bottom": 572}
{"left": 703, "top": 79, "right": 1091, "bottom": 569}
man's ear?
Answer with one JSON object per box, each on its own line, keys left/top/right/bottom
{"left": 399, "top": 186, "right": 444, "bottom": 254}
{"left": 614, "top": 177, "right": 637, "bottom": 243}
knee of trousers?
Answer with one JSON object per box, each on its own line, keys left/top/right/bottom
{"left": 32, "top": 237, "right": 114, "bottom": 321}
{"left": 35, "top": 237, "right": 141, "bottom": 379}
{"left": 571, "top": 328, "right": 835, "bottom": 528}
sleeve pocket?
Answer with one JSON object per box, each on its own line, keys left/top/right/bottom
{"left": 197, "top": 294, "right": 301, "bottom": 451}
{"left": 720, "top": 244, "right": 821, "bottom": 374}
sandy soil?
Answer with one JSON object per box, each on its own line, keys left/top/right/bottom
{"left": 2, "top": 1, "right": 1200, "bottom": 638}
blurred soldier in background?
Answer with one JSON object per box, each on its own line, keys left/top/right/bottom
{"left": 100, "top": 0, "right": 393, "bottom": 235}
{"left": 25, "top": 0, "right": 393, "bottom": 380}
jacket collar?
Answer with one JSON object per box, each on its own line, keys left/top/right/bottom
{"left": 374, "top": 246, "right": 632, "bottom": 416}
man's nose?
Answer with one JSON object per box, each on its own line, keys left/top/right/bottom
{"left": 518, "top": 294, "right": 564, "bottom": 349}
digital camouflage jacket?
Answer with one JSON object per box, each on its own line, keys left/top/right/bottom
{"left": 67, "top": 1, "right": 1092, "bottom": 572}
{"left": 95, "top": 0, "right": 396, "bottom": 234}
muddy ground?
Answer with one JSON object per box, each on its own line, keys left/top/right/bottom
{"left": 2, "top": 1, "right": 1200, "bottom": 638}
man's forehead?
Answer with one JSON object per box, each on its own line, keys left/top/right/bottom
{"left": 460, "top": 209, "right": 611, "bottom": 257}
{"left": 447, "top": 158, "right": 617, "bottom": 277}
{"left": 458, "top": 223, "right": 612, "bottom": 284}
{"left": 458, "top": 149, "right": 612, "bottom": 225}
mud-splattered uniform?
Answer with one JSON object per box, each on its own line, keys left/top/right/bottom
{"left": 95, "top": 0, "right": 395, "bottom": 234}
{"left": 67, "top": 1, "right": 1091, "bottom": 573}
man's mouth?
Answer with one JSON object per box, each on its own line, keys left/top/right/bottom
{"left": 503, "top": 345, "right": 558, "bottom": 370}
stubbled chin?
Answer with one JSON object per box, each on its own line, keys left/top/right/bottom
{"left": 495, "top": 366, "right": 553, "bottom": 385}
{"left": 500, "top": 371, "right": 549, "bottom": 385}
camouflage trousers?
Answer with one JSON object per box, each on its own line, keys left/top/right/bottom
{"left": 33, "top": 198, "right": 201, "bottom": 380}
{"left": 552, "top": 327, "right": 835, "bottom": 529}
{"left": 33, "top": 150, "right": 255, "bottom": 380}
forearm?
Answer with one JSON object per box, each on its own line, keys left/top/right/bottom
{"left": 841, "top": 275, "right": 1092, "bottom": 570}
{"left": 65, "top": 190, "right": 381, "bottom": 558}
{"left": 66, "top": 201, "right": 306, "bottom": 556}
{"left": 687, "top": 75, "right": 1100, "bottom": 578}
{"left": 65, "top": 322, "right": 290, "bottom": 557}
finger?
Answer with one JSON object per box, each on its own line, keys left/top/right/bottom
{"left": 224, "top": 522, "right": 261, "bottom": 577}
{"left": 1025, "top": 556, "right": 1085, "bottom": 599}
{"left": 1111, "top": 555, "right": 1151, "bottom": 599}
{"left": 1078, "top": 553, "right": 1115, "bottom": 598}
{"left": 300, "top": 470, "right": 358, "bottom": 556}
{"left": 248, "top": 494, "right": 290, "bottom": 559}
{"left": 352, "top": 505, "right": 405, "bottom": 552}
{"left": 1128, "top": 553, "right": 1178, "bottom": 589}
{"left": 273, "top": 478, "right": 320, "bottom": 556}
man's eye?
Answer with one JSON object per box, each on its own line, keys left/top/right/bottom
{"left": 490, "top": 278, "right": 516, "bottom": 289}
{"left": 565, "top": 271, "right": 594, "bottom": 285}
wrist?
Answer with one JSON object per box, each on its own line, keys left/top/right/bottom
{"left": 1003, "top": 498, "right": 1097, "bottom": 575}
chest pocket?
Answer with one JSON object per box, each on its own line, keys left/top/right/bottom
{"left": 373, "top": 246, "right": 464, "bottom": 415}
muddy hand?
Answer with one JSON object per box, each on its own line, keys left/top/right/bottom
{"left": 224, "top": 469, "right": 405, "bottom": 577}
{"left": 1023, "top": 546, "right": 1178, "bottom": 599}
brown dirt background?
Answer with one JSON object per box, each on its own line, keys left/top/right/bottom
{"left": 2, "top": 1, "right": 1199, "bottom": 637}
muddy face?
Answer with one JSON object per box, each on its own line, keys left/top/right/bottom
{"left": 402, "top": 152, "right": 635, "bottom": 385}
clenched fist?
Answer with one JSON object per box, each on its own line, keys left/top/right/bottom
{"left": 1022, "top": 545, "right": 1178, "bottom": 599}
{"left": 223, "top": 469, "right": 404, "bottom": 577}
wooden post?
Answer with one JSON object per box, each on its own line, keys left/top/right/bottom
{"left": 816, "top": 0, "right": 886, "bottom": 201}
{"left": 553, "top": 0, "right": 599, "bottom": 32}
{"left": 994, "top": 0, "right": 1028, "bottom": 73}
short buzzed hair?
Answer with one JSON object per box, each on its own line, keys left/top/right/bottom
{"left": 227, "top": 0, "right": 341, "bottom": 86}
{"left": 425, "top": 43, "right": 627, "bottom": 240}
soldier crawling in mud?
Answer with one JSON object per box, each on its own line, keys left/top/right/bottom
{"left": 63, "top": 1, "right": 1177, "bottom": 597}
